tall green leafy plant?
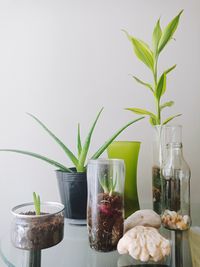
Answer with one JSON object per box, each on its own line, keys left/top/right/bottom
{"left": 124, "top": 10, "right": 183, "bottom": 125}
{"left": 0, "top": 108, "right": 144, "bottom": 173}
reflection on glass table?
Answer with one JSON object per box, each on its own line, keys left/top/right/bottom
{"left": 0, "top": 204, "right": 199, "bottom": 267}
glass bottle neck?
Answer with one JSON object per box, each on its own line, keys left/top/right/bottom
{"left": 166, "top": 143, "right": 184, "bottom": 159}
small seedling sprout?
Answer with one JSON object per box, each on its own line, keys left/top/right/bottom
{"left": 33, "top": 192, "right": 41, "bottom": 215}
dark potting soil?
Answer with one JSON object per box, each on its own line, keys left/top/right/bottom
{"left": 12, "top": 212, "right": 64, "bottom": 250}
{"left": 88, "top": 192, "right": 123, "bottom": 252}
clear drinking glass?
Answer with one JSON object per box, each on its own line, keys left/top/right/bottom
{"left": 87, "top": 159, "right": 125, "bottom": 252}
{"left": 161, "top": 126, "right": 191, "bottom": 231}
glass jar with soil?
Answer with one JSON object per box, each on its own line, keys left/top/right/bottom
{"left": 161, "top": 126, "right": 191, "bottom": 231}
{"left": 87, "top": 159, "right": 125, "bottom": 252}
{"left": 11, "top": 202, "right": 65, "bottom": 250}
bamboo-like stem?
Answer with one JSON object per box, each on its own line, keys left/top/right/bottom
{"left": 153, "top": 55, "right": 161, "bottom": 125}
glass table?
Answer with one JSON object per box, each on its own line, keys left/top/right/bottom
{"left": 0, "top": 204, "right": 199, "bottom": 267}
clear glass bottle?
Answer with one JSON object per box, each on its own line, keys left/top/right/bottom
{"left": 161, "top": 125, "right": 191, "bottom": 231}
{"left": 87, "top": 159, "right": 125, "bottom": 252}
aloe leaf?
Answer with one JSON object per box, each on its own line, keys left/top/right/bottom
{"left": 91, "top": 117, "right": 144, "bottom": 160}
{"left": 77, "top": 108, "right": 104, "bottom": 172}
{"left": 27, "top": 113, "right": 78, "bottom": 167}
{"left": 0, "top": 149, "right": 72, "bottom": 172}
{"left": 131, "top": 75, "right": 154, "bottom": 92}
{"left": 152, "top": 18, "right": 162, "bottom": 54}
{"left": 156, "top": 72, "right": 166, "bottom": 100}
{"left": 165, "top": 64, "right": 176, "bottom": 74}
{"left": 162, "top": 114, "right": 182, "bottom": 125}
{"left": 158, "top": 10, "right": 183, "bottom": 54}
{"left": 77, "top": 123, "right": 82, "bottom": 157}
{"left": 160, "top": 101, "right": 174, "bottom": 110}
{"left": 124, "top": 31, "right": 154, "bottom": 71}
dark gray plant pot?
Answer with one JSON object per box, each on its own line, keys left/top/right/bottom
{"left": 56, "top": 168, "right": 87, "bottom": 220}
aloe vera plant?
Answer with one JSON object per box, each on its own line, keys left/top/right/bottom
{"left": 0, "top": 108, "right": 144, "bottom": 172}
{"left": 33, "top": 192, "right": 40, "bottom": 215}
{"left": 124, "top": 10, "right": 183, "bottom": 125}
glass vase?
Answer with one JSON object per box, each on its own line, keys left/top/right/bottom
{"left": 152, "top": 126, "right": 166, "bottom": 215}
{"left": 107, "top": 141, "right": 140, "bottom": 218}
{"left": 87, "top": 159, "right": 125, "bottom": 252}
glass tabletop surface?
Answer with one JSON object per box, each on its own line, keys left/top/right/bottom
{"left": 0, "top": 204, "right": 199, "bottom": 267}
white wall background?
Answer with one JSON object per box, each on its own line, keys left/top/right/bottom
{"left": 0, "top": 0, "right": 199, "bottom": 234}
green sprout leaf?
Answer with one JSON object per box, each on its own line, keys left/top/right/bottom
{"left": 33, "top": 192, "right": 40, "bottom": 215}
{"left": 131, "top": 75, "right": 154, "bottom": 93}
{"left": 158, "top": 10, "right": 183, "bottom": 54}
{"left": 99, "top": 174, "right": 117, "bottom": 196}
{"left": 152, "top": 18, "right": 162, "bottom": 55}
{"left": 162, "top": 114, "right": 182, "bottom": 125}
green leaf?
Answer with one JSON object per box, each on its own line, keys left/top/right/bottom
{"left": 77, "top": 108, "right": 104, "bottom": 172}
{"left": 0, "top": 149, "right": 72, "bottom": 172}
{"left": 162, "top": 114, "right": 182, "bottom": 125}
{"left": 126, "top": 108, "right": 158, "bottom": 125}
{"left": 165, "top": 64, "right": 176, "bottom": 74}
{"left": 27, "top": 113, "right": 79, "bottom": 167}
{"left": 149, "top": 116, "right": 158, "bottom": 126}
{"left": 156, "top": 72, "right": 166, "bottom": 100}
{"left": 160, "top": 101, "right": 174, "bottom": 110}
{"left": 124, "top": 31, "right": 154, "bottom": 71}
{"left": 131, "top": 75, "right": 154, "bottom": 92}
{"left": 126, "top": 108, "right": 156, "bottom": 118}
{"left": 33, "top": 192, "right": 40, "bottom": 215}
{"left": 158, "top": 10, "right": 183, "bottom": 54}
{"left": 77, "top": 123, "right": 82, "bottom": 158}
{"left": 99, "top": 173, "right": 117, "bottom": 195}
{"left": 91, "top": 116, "right": 144, "bottom": 159}
{"left": 152, "top": 19, "right": 162, "bottom": 54}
